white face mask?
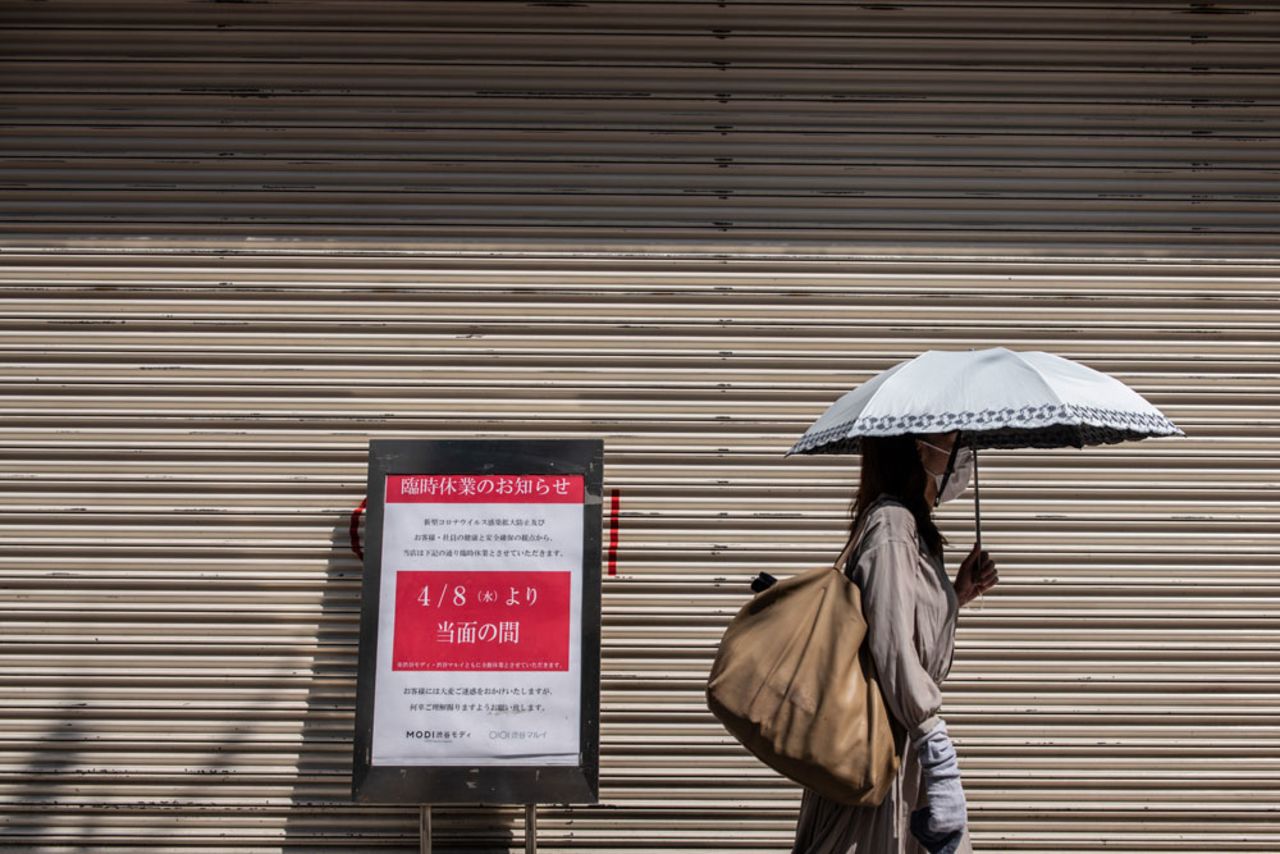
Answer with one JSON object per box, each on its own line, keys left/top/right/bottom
{"left": 919, "top": 440, "right": 973, "bottom": 505}
{"left": 937, "top": 445, "right": 973, "bottom": 504}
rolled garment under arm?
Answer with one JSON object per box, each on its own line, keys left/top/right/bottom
{"left": 912, "top": 719, "right": 968, "bottom": 836}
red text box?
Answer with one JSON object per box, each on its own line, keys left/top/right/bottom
{"left": 392, "top": 570, "right": 571, "bottom": 672}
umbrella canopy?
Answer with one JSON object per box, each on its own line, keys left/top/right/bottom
{"left": 787, "top": 347, "right": 1184, "bottom": 559}
{"left": 788, "top": 347, "right": 1183, "bottom": 456}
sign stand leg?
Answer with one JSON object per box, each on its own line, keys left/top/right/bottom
{"left": 525, "top": 804, "right": 537, "bottom": 853}
{"left": 419, "top": 805, "right": 431, "bottom": 854}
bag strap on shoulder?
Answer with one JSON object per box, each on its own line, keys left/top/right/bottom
{"left": 834, "top": 496, "right": 892, "bottom": 581}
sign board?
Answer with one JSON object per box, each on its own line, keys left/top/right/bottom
{"left": 352, "top": 439, "right": 602, "bottom": 804}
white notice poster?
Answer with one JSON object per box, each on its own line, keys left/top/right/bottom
{"left": 371, "top": 473, "right": 583, "bottom": 766}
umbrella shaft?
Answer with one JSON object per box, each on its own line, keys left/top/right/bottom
{"left": 973, "top": 448, "right": 981, "bottom": 554}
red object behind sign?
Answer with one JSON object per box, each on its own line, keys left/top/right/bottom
{"left": 607, "top": 488, "right": 620, "bottom": 576}
{"left": 392, "top": 570, "right": 571, "bottom": 672}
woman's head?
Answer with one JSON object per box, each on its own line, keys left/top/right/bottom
{"left": 851, "top": 433, "right": 948, "bottom": 555}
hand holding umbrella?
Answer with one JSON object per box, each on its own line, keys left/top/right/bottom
{"left": 954, "top": 543, "right": 998, "bottom": 608}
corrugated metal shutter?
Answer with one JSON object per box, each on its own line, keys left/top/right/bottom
{"left": 1, "top": 2, "right": 1277, "bottom": 852}
{"left": 4, "top": 0, "right": 1279, "bottom": 259}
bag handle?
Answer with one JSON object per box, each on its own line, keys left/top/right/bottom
{"left": 751, "top": 499, "right": 886, "bottom": 595}
{"left": 834, "top": 526, "right": 860, "bottom": 574}
{"left": 835, "top": 496, "right": 889, "bottom": 580}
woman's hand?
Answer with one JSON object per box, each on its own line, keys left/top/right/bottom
{"left": 953, "top": 544, "right": 998, "bottom": 607}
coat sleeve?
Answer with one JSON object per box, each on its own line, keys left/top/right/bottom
{"left": 853, "top": 536, "right": 945, "bottom": 743}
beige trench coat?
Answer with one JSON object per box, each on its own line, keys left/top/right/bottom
{"left": 792, "top": 499, "right": 973, "bottom": 854}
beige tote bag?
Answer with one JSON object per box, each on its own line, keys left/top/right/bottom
{"left": 705, "top": 521, "right": 899, "bottom": 806}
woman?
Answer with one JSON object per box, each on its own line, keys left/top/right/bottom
{"left": 792, "top": 431, "right": 998, "bottom": 854}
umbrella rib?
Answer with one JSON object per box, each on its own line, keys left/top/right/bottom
{"left": 843, "top": 358, "right": 910, "bottom": 440}
{"left": 995, "top": 350, "right": 1077, "bottom": 444}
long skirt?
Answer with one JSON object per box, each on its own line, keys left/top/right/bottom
{"left": 791, "top": 736, "right": 974, "bottom": 854}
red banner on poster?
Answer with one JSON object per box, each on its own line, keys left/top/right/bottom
{"left": 386, "top": 474, "right": 584, "bottom": 504}
{"left": 392, "top": 570, "right": 571, "bottom": 672}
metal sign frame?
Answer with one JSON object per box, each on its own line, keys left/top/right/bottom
{"left": 352, "top": 439, "right": 603, "bottom": 804}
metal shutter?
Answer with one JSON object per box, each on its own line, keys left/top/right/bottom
{"left": 1, "top": 2, "right": 1277, "bottom": 851}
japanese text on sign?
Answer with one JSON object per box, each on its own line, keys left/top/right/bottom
{"left": 387, "top": 475, "right": 584, "bottom": 503}
{"left": 371, "top": 471, "right": 586, "bottom": 767}
{"left": 393, "top": 570, "right": 570, "bottom": 671}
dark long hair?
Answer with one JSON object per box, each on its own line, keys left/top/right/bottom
{"left": 850, "top": 435, "right": 945, "bottom": 557}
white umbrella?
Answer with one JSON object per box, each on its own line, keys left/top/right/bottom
{"left": 787, "top": 347, "right": 1184, "bottom": 550}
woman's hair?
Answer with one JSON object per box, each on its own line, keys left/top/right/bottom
{"left": 849, "top": 434, "right": 945, "bottom": 556}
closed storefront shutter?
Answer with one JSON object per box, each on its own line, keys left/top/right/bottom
{"left": 1, "top": 2, "right": 1277, "bottom": 851}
